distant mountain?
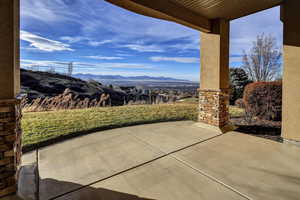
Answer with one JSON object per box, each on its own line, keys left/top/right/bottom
{"left": 73, "top": 74, "right": 191, "bottom": 82}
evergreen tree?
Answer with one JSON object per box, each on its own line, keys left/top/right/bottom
{"left": 230, "top": 68, "right": 252, "bottom": 105}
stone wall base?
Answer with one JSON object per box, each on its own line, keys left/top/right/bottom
{"left": 198, "top": 89, "right": 229, "bottom": 127}
{"left": 195, "top": 122, "right": 237, "bottom": 134}
{"left": 0, "top": 98, "right": 22, "bottom": 198}
{"left": 284, "top": 139, "right": 300, "bottom": 147}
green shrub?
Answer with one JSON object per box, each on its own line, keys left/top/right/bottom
{"left": 243, "top": 81, "right": 282, "bottom": 121}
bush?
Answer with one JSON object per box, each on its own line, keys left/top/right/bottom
{"left": 235, "top": 98, "right": 245, "bottom": 108}
{"left": 243, "top": 81, "right": 282, "bottom": 121}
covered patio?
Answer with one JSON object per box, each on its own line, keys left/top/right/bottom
{"left": 1, "top": 0, "right": 300, "bottom": 199}
{"left": 10, "top": 121, "right": 300, "bottom": 200}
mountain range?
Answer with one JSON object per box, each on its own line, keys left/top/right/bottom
{"left": 73, "top": 74, "right": 191, "bottom": 82}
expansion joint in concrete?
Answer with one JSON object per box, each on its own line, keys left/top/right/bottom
{"left": 129, "top": 132, "right": 250, "bottom": 200}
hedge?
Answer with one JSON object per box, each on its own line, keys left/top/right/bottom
{"left": 243, "top": 81, "right": 282, "bottom": 121}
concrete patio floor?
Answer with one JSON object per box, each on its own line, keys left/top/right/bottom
{"left": 10, "top": 121, "right": 300, "bottom": 200}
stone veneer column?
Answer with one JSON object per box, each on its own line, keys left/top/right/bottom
{"left": 199, "top": 19, "right": 230, "bottom": 129}
{"left": 198, "top": 89, "right": 229, "bottom": 127}
{"left": 281, "top": 0, "right": 300, "bottom": 144}
{"left": 0, "top": 0, "right": 21, "bottom": 197}
{"left": 0, "top": 99, "right": 22, "bottom": 197}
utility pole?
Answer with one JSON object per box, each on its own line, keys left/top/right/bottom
{"left": 32, "top": 65, "right": 39, "bottom": 71}
{"left": 49, "top": 65, "right": 55, "bottom": 73}
{"left": 67, "top": 62, "right": 73, "bottom": 76}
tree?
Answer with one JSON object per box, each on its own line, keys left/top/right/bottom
{"left": 229, "top": 68, "right": 252, "bottom": 105}
{"left": 242, "top": 34, "right": 282, "bottom": 82}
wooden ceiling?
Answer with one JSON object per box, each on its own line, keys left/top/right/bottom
{"left": 105, "top": 0, "right": 283, "bottom": 32}
{"left": 170, "top": 0, "right": 283, "bottom": 20}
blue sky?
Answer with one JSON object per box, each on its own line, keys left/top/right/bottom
{"left": 20, "top": 0, "right": 282, "bottom": 81}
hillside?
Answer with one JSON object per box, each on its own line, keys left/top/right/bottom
{"left": 21, "top": 69, "right": 126, "bottom": 105}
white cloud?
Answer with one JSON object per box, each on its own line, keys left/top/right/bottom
{"left": 21, "top": 59, "right": 87, "bottom": 68}
{"left": 21, "top": 0, "right": 282, "bottom": 57}
{"left": 84, "top": 55, "right": 124, "bottom": 60}
{"left": 60, "top": 36, "right": 113, "bottom": 47}
{"left": 170, "top": 37, "right": 200, "bottom": 51}
{"left": 60, "top": 36, "right": 88, "bottom": 43}
{"left": 20, "top": 59, "right": 199, "bottom": 80}
{"left": 21, "top": 31, "right": 74, "bottom": 52}
{"left": 121, "top": 44, "right": 164, "bottom": 52}
{"left": 21, "top": 59, "right": 62, "bottom": 67}
{"left": 229, "top": 55, "right": 243, "bottom": 65}
{"left": 21, "top": 0, "right": 200, "bottom": 54}
{"left": 21, "top": 0, "right": 198, "bottom": 42}
{"left": 21, "top": 59, "right": 154, "bottom": 70}
{"left": 150, "top": 56, "right": 199, "bottom": 63}
{"left": 98, "top": 63, "right": 154, "bottom": 69}
{"left": 116, "top": 53, "right": 133, "bottom": 57}
{"left": 88, "top": 40, "right": 113, "bottom": 46}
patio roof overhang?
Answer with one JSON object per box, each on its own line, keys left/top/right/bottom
{"left": 105, "top": 0, "right": 283, "bottom": 32}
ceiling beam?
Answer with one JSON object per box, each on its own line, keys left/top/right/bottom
{"left": 105, "top": 0, "right": 212, "bottom": 32}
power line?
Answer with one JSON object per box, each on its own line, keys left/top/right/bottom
{"left": 24, "top": 61, "right": 74, "bottom": 76}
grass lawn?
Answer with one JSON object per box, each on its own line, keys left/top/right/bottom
{"left": 22, "top": 104, "right": 244, "bottom": 149}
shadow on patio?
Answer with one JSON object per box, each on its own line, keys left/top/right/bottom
{"left": 41, "top": 178, "right": 155, "bottom": 200}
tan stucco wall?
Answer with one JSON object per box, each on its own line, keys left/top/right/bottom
{"left": 0, "top": 0, "right": 20, "bottom": 99}
{"left": 200, "top": 19, "right": 229, "bottom": 90}
{"left": 281, "top": 0, "right": 300, "bottom": 141}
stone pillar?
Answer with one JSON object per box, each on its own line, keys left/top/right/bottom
{"left": 0, "top": 99, "right": 22, "bottom": 197}
{"left": 281, "top": 0, "right": 300, "bottom": 143}
{"left": 0, "top": 0, "right": 22, "bottom": 197}
{"left": 199, "top": 19, "right": 230, "bottom": 130}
